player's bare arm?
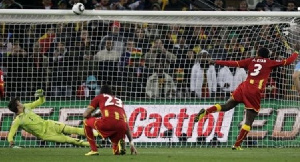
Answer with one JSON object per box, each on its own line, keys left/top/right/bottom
{"left": 83, "top": 107, "right": 94, "bottom": 118}
{"left": 125, "top": 122, "right": 137, "bottom": 155}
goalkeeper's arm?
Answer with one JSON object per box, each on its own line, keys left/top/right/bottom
{"left": 7, "top": 117, "right": 20, "bottom": 147}
{"left": 24, "top": 89, "right": 45, "bottom": 109}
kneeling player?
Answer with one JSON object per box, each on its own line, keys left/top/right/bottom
{"left": 83, "top": 85, "right": 137, "bottom": 156}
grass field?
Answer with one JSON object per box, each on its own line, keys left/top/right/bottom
{"left": 1, "top": 147, "right": 300, "bottom": 162}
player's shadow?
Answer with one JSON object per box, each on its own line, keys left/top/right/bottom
{"left": 162, "top": 129, "right": 173, "bottom": 148}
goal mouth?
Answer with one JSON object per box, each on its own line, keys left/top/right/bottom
{"left": 0, "top": 10, "right": 299, "bottom": 148}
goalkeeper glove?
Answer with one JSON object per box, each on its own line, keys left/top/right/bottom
{"left": 34, "top": 89, "right": 44, "bottom": 97}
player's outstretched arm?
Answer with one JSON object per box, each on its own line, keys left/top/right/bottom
{"left": 215, "top": 58, "right": 251, "bottom": 68}
{"left": 271, "top": 43, "right": 300, "bottom": 68}
{"left": 7, "top": 117, "right": 20, "bottom": 147}
{"left": 24, "top": 89, "right": 46, "bottom": 109}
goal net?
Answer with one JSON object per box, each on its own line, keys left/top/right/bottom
{"left": 0, "top": 10, "right": 299, "bottom": 148}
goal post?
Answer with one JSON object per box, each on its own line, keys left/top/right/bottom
{"left": 0, "top": 10, "right": 299, "bottom": 148}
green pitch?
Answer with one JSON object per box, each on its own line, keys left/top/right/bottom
{"left": 0, "top": 147, "right": 299, "bottom": 162}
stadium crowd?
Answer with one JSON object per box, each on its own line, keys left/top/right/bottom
{"left": 0, "top": 0, "right": 299, "bottom": 11}
{"left": 0, "top": 0, "right": 299, "bottom": 101}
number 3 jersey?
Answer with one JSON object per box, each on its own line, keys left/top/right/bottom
{"left": 88, "top": 94, "right": 126, "bottom": 122}
{"left": 215, "top": 53, "right": 298, "bottom": 91}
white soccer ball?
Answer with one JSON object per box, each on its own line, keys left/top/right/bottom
{"left": 72, "top": 3, "right": 85, "bottom": 15}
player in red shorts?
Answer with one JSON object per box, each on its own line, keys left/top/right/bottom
{"left": 195, "top": 44, "right": 300, "bottom": 150}
{"left": 82, "top": 85, "right": 137, "bottom": 156}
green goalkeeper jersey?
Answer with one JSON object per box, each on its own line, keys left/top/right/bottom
{"left": 8, "top": 97, "right": 46, "bottom": 142}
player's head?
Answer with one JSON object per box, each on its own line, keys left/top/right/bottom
{"left": 8, "top": 97, "right": 22, "bottom": 114}
{"left": 100, "top": 85, "right": 113, "bottom": 95}
{"left": 258, "top": 47, "right": 270, "bottom": 58}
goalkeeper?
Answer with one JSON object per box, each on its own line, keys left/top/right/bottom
{"left": 7, "top": 89, "right": 91, "bottom": 147}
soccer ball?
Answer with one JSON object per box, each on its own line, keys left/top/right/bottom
{"left": 72, "top": 3, "right": 85, "bottom": 15}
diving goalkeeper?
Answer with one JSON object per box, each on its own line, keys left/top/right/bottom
{"left": 7, "top": 89, "right": 91, "bottom": 147}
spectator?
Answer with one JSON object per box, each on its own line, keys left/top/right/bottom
{"left": 119, "top": 41, "right": 146, "bottom": 98}
{"left": 10, "top": 40, "right": 27, "bottom": 57}
{"left": 164, "top": 0, "right": 185, "bottom": 11}
{"left": 173, "top": 36, "right": 189, "bottom": 69}
{"left": 146, "top": 56, "right": 176, "bottom": 99}
{"left": 42, "top": 0, "right": 55, "bottom": 9}
{"left": 151, "top": 2, "right": 161, "bottom": 10}
{"left": 261, "top": 0, "right": 282, "bottom": 11}
{"left": 119, "top": 38, "right": 141, "bottom": 67}
{"left": 144, "top": 0, "right": 161, "bottom": 10}
{"left": 38, "top": 26, "right": 56, "bottom": 54}
{"left": 144, "top": 23, "right": 161, "bottom": 41}
{"left": 22, "top": 25, "right": 37, "bottom": 54}
{"left": 225, "top": 33, "right": 245, "bottom": 58}
{"left": 50, "top": 41, "right": 73, "bottom": 98}
{"left": 57, "top": 0, "right": 68, "bottom": 9}
{"left": 91, "top": 37, "right": 119, "bottom": 61}
{"left": 214, "top": 0, "right": 225, "bottom": 11}
{"left": 110, "top": 0, "right": 143, "bottom": 10}
{"left": 0, "top": 34, "right": 6, "bottom": 61}
{"left": 144, "top": 38, "right": 177, "bottom": 68}
{"left": 177, "top": 50, "right": 197, "bottom": 98}
{"left": 286, "top": 0, "right": 297, "bottom": 11}
{"left": 98, "top": 21, "right": 126, "bottom": 56}
{"left": 238, "top": 0, "right": 249, "bottom": 11}
{"left": 0, "top": 0, "right": 23, "bottom": 9}
{"left": 77, "top": 75, "right": 100, "bottom": 98}
{"left": 208, "top": 35, "right": 228, "bottom": 61}
{"left": 164, "top": 25, "right": 182, "bottom": 50}
{"left": 174, "top": 47, "right": 194, "bottom": 99}
{"left": 255, "top": 2, "right": 265, "bottom": 11}
{"left": 133, "top": 27, "right": 150, "bottom": 54}
{"left": 47, "top": 41, "right": 68, "bottom": 64}
{"left": 190, "top": 50, "right": 217, "bottom": 98}
{"left": 187, "top": 26, "right": 208, "bottom": 54}
{"left": 94, "top": 0, "right": 111, "bottom": 10}
{"left": 72, "top": 28, "right": 98, "bottom": 60}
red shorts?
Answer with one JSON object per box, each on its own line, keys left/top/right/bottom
{"left": 84, "top": 117, "right": 127, "bottom": 144}
{"left": 232, "top": 82, "right": 261, "bottom": 112}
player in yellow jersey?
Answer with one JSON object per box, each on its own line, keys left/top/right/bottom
{"left": 7, "top": 89, "right": 91, "bottom": 148}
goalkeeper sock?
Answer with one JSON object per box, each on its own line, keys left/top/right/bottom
{"left": 206, "top": 104, "right": 222, "bottom": 114}
{"left": 84, "top": 120, "right": 98, "bottom": 151}
{"left": 234, "top": 124, "right": 250, "bottom": 147}
{"left": 63, "top": 125, "right": 85, "bottom": 136}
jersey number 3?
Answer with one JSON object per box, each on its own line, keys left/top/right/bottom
{"left": 104, "top": 94, "right": 123, "bottom": 108}
{"left": 250, "top": 64, "right": 262, "bottom": 76}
